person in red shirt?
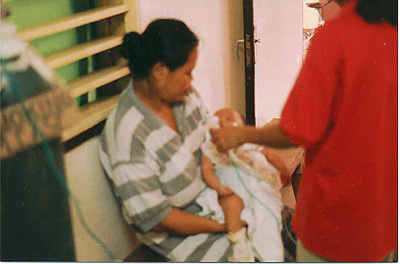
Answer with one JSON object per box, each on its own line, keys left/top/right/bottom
{"left": 210, "top": 0, "right": 397, "bottom": 261}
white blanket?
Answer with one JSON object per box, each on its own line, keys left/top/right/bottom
{"left": 196, "top": 160, "right": 284, "bottom": 262}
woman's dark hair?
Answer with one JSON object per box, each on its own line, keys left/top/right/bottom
{"left": 121, "top": 19, "right": 199, "bottom": 79}
{"left": 356, "top": 0, "right": 397, "bottom": 26}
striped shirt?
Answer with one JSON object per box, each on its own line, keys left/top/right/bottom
{"left": 99, "top": 85, "right": 231, "bottom": 262}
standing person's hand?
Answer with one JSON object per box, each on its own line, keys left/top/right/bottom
{"left": 210, "top": 127, "right": 243, "bottom": 152}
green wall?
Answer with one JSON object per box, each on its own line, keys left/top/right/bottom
{"left": 4, "top": 0, "right": 95, "bottom": 104}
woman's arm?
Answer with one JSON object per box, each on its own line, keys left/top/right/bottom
{"left": 151, "top": 207, "right": 226, "bottom": 234}
{"left": 211, "top": 119, "right": 296, "bottom": 152}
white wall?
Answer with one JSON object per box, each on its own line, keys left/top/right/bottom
{"left": 138, "top": 0, "right": 245, "bottom": 116}
{"left": 64, "top": 138, "right": 139, "bottom": 261}
{"left": 253, "top": 0, "right": 303, "bottom": 126}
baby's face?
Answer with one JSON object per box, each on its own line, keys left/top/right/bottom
{"left": 214, "top": 108, "right": 244, "bottom": 128}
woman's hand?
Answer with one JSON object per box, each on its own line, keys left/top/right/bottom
{"left": 151, "top": 207, "right": 227, "bottom": 234}
{"left": 210, "top": 127, "right": 244, "bottom": 152}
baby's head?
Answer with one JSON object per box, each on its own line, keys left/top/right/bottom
{"left": 214, "top": 108, "right": 244, "bottom": 128}
{"left": 203, "top": 108, "right": 244, "bottom": 163}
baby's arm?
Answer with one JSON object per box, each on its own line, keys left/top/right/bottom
{"left": 201, "top": 155, "right": 233, "bottom": 197}
{"left": 261, "top": 147, "right": 291, "bottom": 188}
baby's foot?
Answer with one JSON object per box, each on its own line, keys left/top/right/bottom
{"left": 227, "top": 227, "right": 255, "bottom": 262}
{"left": 216, "top": 185, "right": 233, "bottom": 197}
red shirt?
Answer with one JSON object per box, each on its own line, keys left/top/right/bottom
{"left": 280, "top": 1, "right": 397, "bottom": 262}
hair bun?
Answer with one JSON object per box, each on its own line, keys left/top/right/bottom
{"left": 121, "top": 32, "right": 141, "bottom": 61}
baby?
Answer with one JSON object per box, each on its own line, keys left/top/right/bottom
{"left": 198, "top": 108, "right": 290, "bottom": 262}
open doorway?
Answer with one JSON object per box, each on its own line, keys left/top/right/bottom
{"left": 242, "top": 0, "right": 303, "bottom": 126}
{"left": 242, "top": 0, "right": 341, "bottom": 126}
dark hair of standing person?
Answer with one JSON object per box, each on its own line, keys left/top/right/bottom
{"left": 121, "top": 19, "right": 199, "bottom": 80}
{"left": 356, "top": 0, "right": 398, "bottom": 26}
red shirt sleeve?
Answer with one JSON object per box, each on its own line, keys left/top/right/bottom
{"left": 281, "top": 26, "right": 343, "bottom": 149}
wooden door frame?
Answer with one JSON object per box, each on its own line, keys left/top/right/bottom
{"left": 243, "top": 0, "right": 256, "bottom": 125}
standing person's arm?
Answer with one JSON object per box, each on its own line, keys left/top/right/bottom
{"left": 211, "top": 19, "right": 342, "bottom": 154}
{"left": 210, "top": 119, "right": 295, "bottom": 153}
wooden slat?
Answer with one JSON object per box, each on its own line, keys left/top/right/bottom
{"left": 18, "top": 5, "right": 129, "bottom": 41}
{"left": 68, "top": 65, "right": 130, "bottom": 98}
{"left": 123, "top": 0, "right": 140, "bottom": 33}
{"left": 62, "top": 95, "right": 119, "bottom": 141}
{"left": 45, "top": 35, "right": 123, "bottom": 69}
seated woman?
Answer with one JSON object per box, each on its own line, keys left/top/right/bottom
{"left": 99, "top": 18, "right": 290, "bottom": 262}
{"left": 99, "top": 18, "right": 239, "bottom": 262}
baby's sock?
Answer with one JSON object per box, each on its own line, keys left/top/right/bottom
{"left": 227, "top": 227, "right": 255, "bottom": 262}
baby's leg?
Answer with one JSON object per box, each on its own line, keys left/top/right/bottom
{"left": 219, "top": 194, "right": 255, "bottom": 262}
{"left": 218, "top": 194, "right": 244, "bottom": 233}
